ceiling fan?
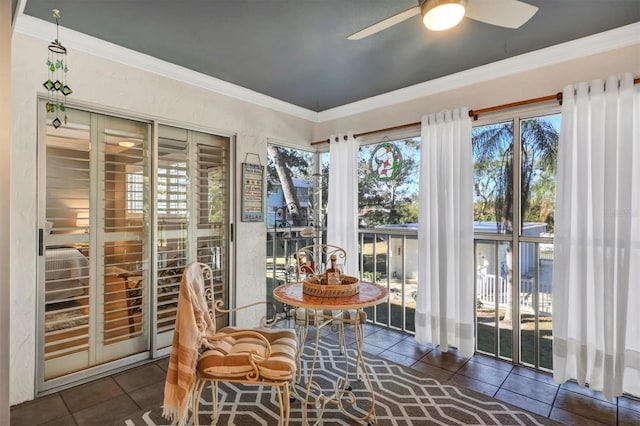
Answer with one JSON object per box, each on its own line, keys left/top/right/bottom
{"left": 347, "top": 0, "right": 539, "bottom": 40}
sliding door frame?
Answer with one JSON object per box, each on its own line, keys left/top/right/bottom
{"left": 36, "top": 97, "right": 236, "bottom": 393}
{"left": 472, "top": 103, "right": 560, "bottom": 369}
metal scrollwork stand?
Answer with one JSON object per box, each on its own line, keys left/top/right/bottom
{"left": 291, "top": 307, "right": 377, "bottom": 426}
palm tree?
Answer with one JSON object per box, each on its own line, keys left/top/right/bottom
{"left": 473, "top": 119, "right": 558, "bottom": 231}
{"left": 473, "top": 118, "right": 559, "bottom": 322}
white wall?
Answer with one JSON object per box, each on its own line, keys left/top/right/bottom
{"left": 388, "top": 238, "right": 418, "bottom": 281}
{"left": 10, "top": 32, "right": 314, "bottom": 405}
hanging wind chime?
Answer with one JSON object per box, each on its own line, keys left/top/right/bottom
{"left": 43, "top": 9, "right": 72, "bottom": 128}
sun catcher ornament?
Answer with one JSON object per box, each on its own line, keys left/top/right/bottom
{"left": 370, "top": 141, "right": 402, "bottom": 181}
{"left": 43, "top": 9, "right": 72, "bottom": 128}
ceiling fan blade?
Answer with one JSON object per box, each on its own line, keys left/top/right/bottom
{"left": 465, "top": 0, "right": 538, "bottom": 29}
{"left": 347, "top": 6, "right": 420, "bottom": 40}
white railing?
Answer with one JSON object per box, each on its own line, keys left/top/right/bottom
{"left": 476, "top": 273, "right": 552, "bottom": 315}
{"left": 520, "top": 276, "right": 553, "bottom": 315}
{"left": 476, "top": 273, "right": 508, "bottom": 306}
{"left": 267, "top": 228, "right": 554, "bottom": 330}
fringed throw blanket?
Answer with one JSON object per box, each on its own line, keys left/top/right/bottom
{"left": 162, "top": 263, "right": 216, "bottom": 426}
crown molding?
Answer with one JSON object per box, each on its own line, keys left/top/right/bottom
{"left": 14, "top": 14, "right": 319, "bottom": 122}
{"left": 317, "top": 22, "right": 640, "bottom": 122}
{"left": 14, "top": 14, "right": 639, "bottom": 124}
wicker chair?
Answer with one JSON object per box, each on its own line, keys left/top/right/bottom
{"left": 192, "top": 263, "right": 298, "bottom": 426}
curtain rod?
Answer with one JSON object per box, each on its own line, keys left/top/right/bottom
{"left": 311, "top": 77, "right": 640, "bottom": 146}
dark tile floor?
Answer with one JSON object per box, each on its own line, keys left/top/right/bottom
{"left": 10, "top": 322, "right": 640, "bottom": 425}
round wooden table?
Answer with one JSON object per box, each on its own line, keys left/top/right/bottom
{"left": 273, "top": 281, "right": 388, "bottom": 311}
{"left": 273, "top": 281, "right": 388, "bottom": 426}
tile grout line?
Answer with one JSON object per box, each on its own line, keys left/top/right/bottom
{"left": 111, "top": 373, "right": 145, "bottom": 413}
{"left": 57, "top": 392, "right": 80, "bottom": 426}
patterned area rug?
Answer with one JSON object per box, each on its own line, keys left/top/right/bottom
{"left": 122, "top": 340, "right": 559, "bottom": 425}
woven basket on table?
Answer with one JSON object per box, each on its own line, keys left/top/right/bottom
{"left": 302, "top": 275, "right": 359, "bottom": 297}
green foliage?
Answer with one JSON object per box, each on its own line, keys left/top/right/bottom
{"left": 358, "top": 138, "right": 420, "bottom": 227}
{"left": 472, "top": 116, "right": 559, "bottom": 232}
{"left": 362, "top": 271, "right": 384, "bottom": 282}
{"left": 392, "top": 198, "right": 419, "bottom": 224}
{"left": 474, "top": 158, "right": 503, "bottom": 221}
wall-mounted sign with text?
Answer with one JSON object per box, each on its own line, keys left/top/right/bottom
{"left": 241, "top": 162, "right": 264, "bottom": 222}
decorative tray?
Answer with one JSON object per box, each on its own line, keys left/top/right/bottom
{"left": 302, "top": 275, "right": 360, "bottom": 298}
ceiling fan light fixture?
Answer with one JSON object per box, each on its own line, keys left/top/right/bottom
{"left": 421, "top": 0, "right": 467, "bottom": 31}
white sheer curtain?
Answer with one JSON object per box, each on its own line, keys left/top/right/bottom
{"left": 327, "top": 132, "right": 359, "bottom": 275}
{"left": 415, "top": 109, "right": 474, "bottom": 357}
{"left": 553, "top": 72, "right": 640, "bottom": 400}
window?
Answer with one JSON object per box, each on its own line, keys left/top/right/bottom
{"left": 126, "top": 170, "right": 144, "bottom": 214}
{"left": 265, "top": 144, "right": 322, "bottom": 314}
{"left": 265, "top": 145, "right": 318, "bottom": 228}
{"left": 357, "top": 136, "right": 421, "bottom": 329}
{"left": 157, "top": 165, "right": 188, "bottom": 217}
{"left": 358, "top": 137, "right": 420, "bottom": 227}
{"left": 473, "top": 111, "right": 560, "bottom": 371}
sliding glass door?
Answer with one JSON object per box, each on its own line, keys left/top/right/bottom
{"left": 473, "top": 112, "right": 559, "bottom": 370}
{"left": 38, "top": 105, "right": 232, "bottom": 390}
{"left": 39, "top": 107, "right": 151, "bottom": 383}
{"left": 154, "top": 125, "right": 231, "bottom": 349}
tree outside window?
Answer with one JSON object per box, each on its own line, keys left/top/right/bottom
{"left": 358, "top": 138, "right": 420, "bottom": 227}
{"left": 266, "top": 145, "right": 318, "bottom": 228}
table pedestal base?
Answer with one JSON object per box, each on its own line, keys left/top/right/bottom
{"left": 291, "top": 308, "right": 377, "bottom": 426}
